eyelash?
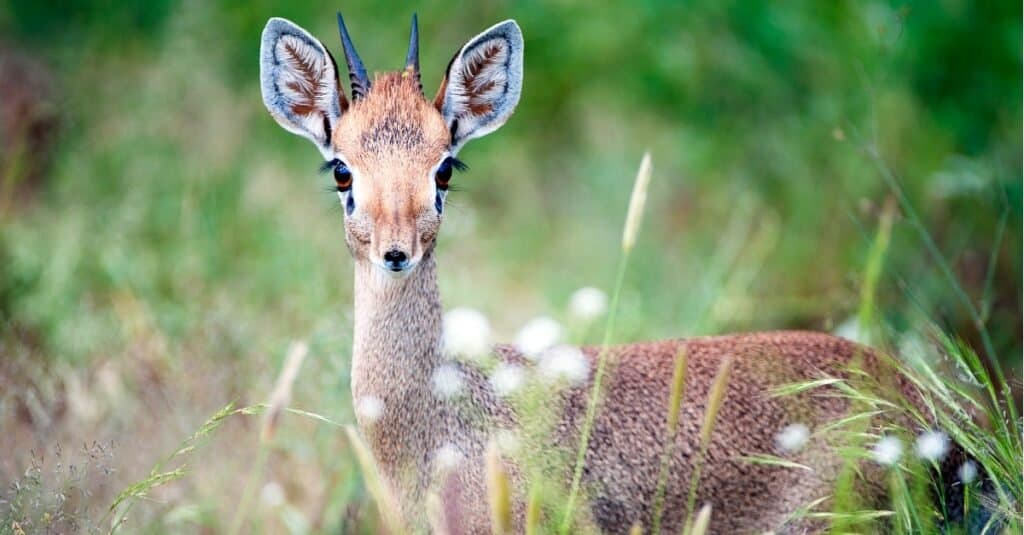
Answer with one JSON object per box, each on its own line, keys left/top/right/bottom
{"left": 319, "top": 159, "right": 353, "bottom": 193}
{"left": 435, "top": 156, "right": 467, "bottom": 191}
{"left": 318, "top": 156, "right": 466, "bottom": 208}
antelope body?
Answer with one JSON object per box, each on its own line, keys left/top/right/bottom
{"left": 259, "top": 14, "right": 907, "bottom": 533}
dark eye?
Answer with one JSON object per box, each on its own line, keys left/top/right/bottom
{"left": 334, "top": 162, "right": 353, "bottom": 192}
{"left": 435, "top": 159, "right": 453, "bottom": 190}
{"left": 434, "top": 156, "right": 467, "bottom": 190}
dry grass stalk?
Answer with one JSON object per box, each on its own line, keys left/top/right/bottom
{"left": 684, "top": 357, "right": 733, "bottom": 530}
{"left": 524, "top": 481, "right": 541, "bottom": 535}
{"left": 344, "top": 425, "right": 405, "bottom": 534}
{"left": 651, "top": 347, "right": 689, "bottom": 533}
{"left": 700, "top": 357, "right": 732, "bottom": 445}
{"left": 686, "top": 504, "right": 712, "bottom": 535}
{"left": 260, "top": 341, "right": 309, "bottom": 443}
{"left": 486, "top": 440, "right": 513, "bottom": 535}
{"left": 563, "top": 152, "right": 654, "bottom": 533}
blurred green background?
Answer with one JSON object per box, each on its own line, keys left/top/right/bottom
{"left": 0, "top": 0, "right": 1020, "bottom": 532}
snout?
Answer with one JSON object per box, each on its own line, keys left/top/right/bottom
{"left": 383, "top": 249, "right": 410, "bottom": 272}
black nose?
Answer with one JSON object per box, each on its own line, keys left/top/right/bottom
{"left": 383, "top": 249, "right": 408, "bottom": 271}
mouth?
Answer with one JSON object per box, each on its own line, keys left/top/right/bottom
{"left": 377, "top": 259, "right": 418, "bottom": 278}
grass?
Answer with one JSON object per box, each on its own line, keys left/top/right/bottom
{"left": 649, "top": 347, "right": 688, "bottom": 534}
{"left": 0, "top": 1, "right": 1021, "bottom": 533}
{"left": 89, "top": 145, "right": 1019, "bottom": 534}
{"left": 561, "top": 152, "right": 651, "bottom": 532}
{"left": 683, "top": 356, "right": 733, "bottom": 532}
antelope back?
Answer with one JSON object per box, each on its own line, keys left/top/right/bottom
{"left": 259, "top": 15, "right": 524, "bottom": 276}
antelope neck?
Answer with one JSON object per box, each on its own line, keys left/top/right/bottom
{"left": 350, "top": 250, "right": 450, "bottom": 487}
{"left": 351, "top": 252, "right": 445, "bottom": 398}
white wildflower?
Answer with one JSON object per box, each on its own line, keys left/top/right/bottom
{"left": 514, "top": 316, "right": 563, "bottom": 359}
{"left": 432, "top": 363, "right": 465, "bottom": 399}
{"left": 96, "top": 360, "right": 125, "bottom": 402}
{"left": 443, "top": 307, "right": 492, "bottom": 359}
{"left": 494, "top": 429, "right": 521, "bottom": 455}
{"left": 355, "top": 395, "right": 384, "bottom": 423}
{"left": 958, "top": 460, "right": 978, "bottom": 483}
{"left": 538, "top": 345, "right": 590, "bottom": 385}
{"left": 915, "top": 430, "right": 950, "bottom": 462}
{"left": 775, "top": 423, "right": 811, "bottom": 453}
{"left": 898, "top": 333, "right": 935, "bottom": 366}
{"left": 435, "top": 443, "right": 463, "bottom": 470}
{"left": 65, "top": 373, "right": 100, "bottom": 423}
{"left": 872, "top": 435, "right": 903, "bottom": 466}
{"left": 833, "top": 317, "right": 864, "bottom": 343}
{"left": 568, "top": 287, "right": 608, "bottom": 323}
{"left": 489, "top": 363, "right": 525, "bottom": 397}
{"left": 259, "top": 481, "right": 285, "bottom": 508}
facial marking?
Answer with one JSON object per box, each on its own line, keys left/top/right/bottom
{"left": 360, "top": 115, "right": 425, "bottom": 152}
{"left": 327, "top": 72, "right": 452, "bottom": 275}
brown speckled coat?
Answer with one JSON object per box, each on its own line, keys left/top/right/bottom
{"left": 351, "top": 248, "right": 906, "bottom": 534}
{"left": 257, "top": 17, "right": 913, "bottom": 533}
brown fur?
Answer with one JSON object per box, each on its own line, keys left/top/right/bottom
{"left": 296, "top": 53, "right": 906, "bottom": 535}
{"left": 348, "top": 223, "right": 899, "bottom": 533}
{"left": 529, "top": 335, "right": 893, "bottom": 533}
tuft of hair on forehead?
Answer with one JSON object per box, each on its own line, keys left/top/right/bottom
{"left": 337, "top": 72, "right": 450, "bottom": 165}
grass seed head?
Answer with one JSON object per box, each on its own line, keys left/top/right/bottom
{"left": 622, "top": 151, "right": 653, "bottom": 252}
{"left": 700, "top": 357, "right": 733, "bottom": 445}
{"left": 689, "top": 503, "right": 713, "bottom": 535}
{"left": 486, "top": 440, "right": 513, "bottom": 535}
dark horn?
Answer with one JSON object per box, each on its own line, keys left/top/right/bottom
{"left": 336, "top": 12, "right": 371, "bottom": 101}
{"left": 405, "top": 13, "right": 422, "bottom": 93}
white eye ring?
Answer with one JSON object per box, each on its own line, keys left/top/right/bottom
{"left": 338, "top": 188, "right": 355, "bottom": 215}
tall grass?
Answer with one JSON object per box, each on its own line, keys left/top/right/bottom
{"left": 649, "top": 348, "right": 688, "bottom": 534}
{"left": 561, "top": 152, "right": 651, "bottom": 532}
{"left": 93, "top": 141, "right": 1020, "bottom": 534}
{"left": 105, "top": 402, "right": 242, "bottom": 533}
{"left": 683, "top": 357, "right": 732, "bottom": 532}
{"left": 771, "top": 151, "right": 1023, "bottom": 533}
{"left": 227, "top": 341, "right": 308, "bottom": 535}
{"left": 102, "top": 399, "right": 353, "bottom": 534}
{"left": 1, "top": 3, "right": 1019, "bottom": 533}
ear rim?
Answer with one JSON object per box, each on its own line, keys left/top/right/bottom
{"left": 434, "top": 19, "right": 524, "bottom": 155}
{"left": 260, "top": 17, "right": 346, "bottom": 159}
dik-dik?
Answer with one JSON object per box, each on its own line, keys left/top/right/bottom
{"left": 259, "top": 14, "right": 921, "bottom": 533}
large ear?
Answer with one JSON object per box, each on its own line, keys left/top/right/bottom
{"left": 260, "top": 18, "right": 346, "bottom": 158}
{"left": 434, "top": 20, "right": 523, "bottom": 154}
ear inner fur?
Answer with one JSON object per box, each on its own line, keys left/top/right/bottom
{"left": 434, "top": 20, "right": 524, "bottom": 152}
{"left": 260, "top": 18, "right": 345, "bottom": 157}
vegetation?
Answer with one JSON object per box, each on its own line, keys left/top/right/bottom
{"left": 0, "top": 1, "right": 1019, "bottom": 533}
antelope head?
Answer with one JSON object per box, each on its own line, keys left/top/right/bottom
{"left": 260, "top": 14, "right": 524, "bottom": 277}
